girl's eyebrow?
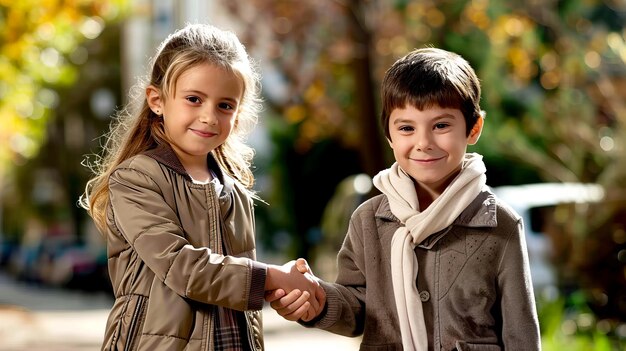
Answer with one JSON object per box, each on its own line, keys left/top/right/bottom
{"left": 180, "top": 89, "right": 240, "bottom": 104}
{"left": 181, "top": 89, "right": 207, "bottom": 97}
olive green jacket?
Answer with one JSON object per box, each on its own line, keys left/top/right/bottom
{"left": 102, "top": 144, "right": 266, "bottom": 350}
{"left": 310, "top": 189, "right": 541, "bottom": 351}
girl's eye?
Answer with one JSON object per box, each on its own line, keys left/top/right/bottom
{"left": 219, "top": 102, "right": 235, "bottom": 110}
{"left": 398, "top": 126, "right": 414, "bottom": 132}
{"left": 186, "top": 96, "right": 201, "bottom": 104}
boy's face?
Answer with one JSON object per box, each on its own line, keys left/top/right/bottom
{"left": 387, "top": 104, "right": 482, "bottom": 195}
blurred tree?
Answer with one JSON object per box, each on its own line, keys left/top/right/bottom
{"left": 0, "top": 1, "right": 127, "bottom": 290}
{"left": 450, "top": 0, "right": 626, "bottom": 323}
{"left": 225, "top": 1, "right": 384, "bottom": 258}
{"left": 0, "top": 1, "right": 126, "bottom": 177}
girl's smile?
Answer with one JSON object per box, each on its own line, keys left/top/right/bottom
{"left": 147, "top": 62, "right": 244, "bottom": 175}
{"left": 190, "top": 128, "right": 217, "bottom": 138}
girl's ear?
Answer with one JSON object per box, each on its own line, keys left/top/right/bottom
{"left": 146, "top": 85, "right": 163, "bottom": 114}
{"left": 467, "top": 114, "right": 484, "bottom": 145}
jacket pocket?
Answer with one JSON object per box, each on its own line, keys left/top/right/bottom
{"left": 119, "top": 294, "right": 148, "bottom": 351}
{"left": 455, "top": 340, "right": 502, "bottom": 351}
{"left": 124, "top": 295, "right": 148, "bottom": 350}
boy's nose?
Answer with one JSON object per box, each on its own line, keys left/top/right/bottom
{"left": 415, "top": 132, "right": 433, "bottom": 151}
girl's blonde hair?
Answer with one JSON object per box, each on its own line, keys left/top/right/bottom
{"left": 80, "top": 23, "right": 262, "bottom": 231}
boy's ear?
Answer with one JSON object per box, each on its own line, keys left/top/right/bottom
{"left": 146, "top": 85, "right": 163, "bottom": 114}
{"left": 467, "top": 115, "right": 484, "bottom": 145}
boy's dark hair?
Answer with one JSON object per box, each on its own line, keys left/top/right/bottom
{"left": 380, "top": 47, "right": 482, "bottom": 138}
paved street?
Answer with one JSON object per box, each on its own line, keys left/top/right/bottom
{"left": 0, "top": 272, "right": 361, "bottom": 350}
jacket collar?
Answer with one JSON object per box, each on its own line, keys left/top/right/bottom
{"left": 143, "top": 143, "right": 234, "bottom": 194}
{"left": 374, "top": 186, "right": 498, "bottom": 248}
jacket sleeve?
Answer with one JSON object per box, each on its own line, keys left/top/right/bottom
{"left": 498, "top": 219, "right": 541, "bottom": 350}
{"left": 108, "top": 164, "right": 266, "bottom": 311}
{"left": 306, "top": 209, "right": 369, "bottom": 336}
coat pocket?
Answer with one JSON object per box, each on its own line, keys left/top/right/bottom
{"left": 110, "top": 294, "right": 148, "bottom": 351}
{"left": 455, "top": 340, "right": 502, "bottom": 351}
{"left": 125, "top": 294, "right": 148, "bottom": 350}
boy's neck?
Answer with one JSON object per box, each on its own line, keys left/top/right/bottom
{"left": 416, "top": 186, "right": 437, "bottom": 211}
{"left": 415, "top": 167, "right": 463, "bottom": 211}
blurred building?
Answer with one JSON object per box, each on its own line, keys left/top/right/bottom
{"left": 120, "top": 0, "right": 240, "bottom": 99}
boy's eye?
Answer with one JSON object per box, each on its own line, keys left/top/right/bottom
{"left": 434, "top": 123, "right": 449, "bottom": 129}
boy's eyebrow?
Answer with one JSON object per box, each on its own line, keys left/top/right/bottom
{"left": 392, "top": 113, "right": 458, "bottom": 124}
{"left": 392, "top": 118, "right": 415, "bottom": 125}
{"left": 432, "top": 113, "right": 458, "bottom": 120}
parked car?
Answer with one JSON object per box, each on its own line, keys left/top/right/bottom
{"left": 491, "top": 182, "right": 605, "bottom": 296}
{"left": 5, "top": 224, "right": 110, "bottom": 293}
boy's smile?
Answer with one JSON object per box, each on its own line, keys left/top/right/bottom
{"left": 387, "top": 105, "right": 482, "bottom": 196}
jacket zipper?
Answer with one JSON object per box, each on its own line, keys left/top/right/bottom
{"left": 207, "top": 184, "right": 220, "bottom": 351}
{"left": 245, "top": 311, "right": 260, "bottom": 351}
{"left": 205, "top": 309, "right": 214, "bottom": 351}
{"left": 124, "top": 295, "right": 146, "bottom": 350}
{"left": 208, "top": 181, "right": 259, "bottom": 350}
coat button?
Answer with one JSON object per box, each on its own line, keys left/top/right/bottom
{"left": 419, "top": 291, "right": 430, "bottom": 302}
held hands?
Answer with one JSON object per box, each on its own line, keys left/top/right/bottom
{"left": 265, "top": 258, "right": 326, "bottom": 322}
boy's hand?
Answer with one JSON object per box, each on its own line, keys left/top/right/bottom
{"left": 294, "top": 257, "right": 311, "bottom": 274}
{"left": 294, "top": 258, "right": 326, "bottom": 321}
{"left": 265, "top": 289, "right": 313, "bottom": 321}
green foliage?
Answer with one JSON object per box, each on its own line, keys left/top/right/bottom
{"left": 0, "top": 0, "right": 128, "bottom": 177}
{"left": 539, "top": 291, "right": 625, "bottom": 351}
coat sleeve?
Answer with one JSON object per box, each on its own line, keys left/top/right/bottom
{"left": 498, "top": 218, "right": 541, "bottom": 350}
{"left": 307, "top": 208, "right": 369, "bottom": 336}
{"left": 108, "top": 165, "right": 266, "bottom": 311}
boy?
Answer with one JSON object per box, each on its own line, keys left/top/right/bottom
{"left": 267, "top": 47, "right": 541, "bottom": 350}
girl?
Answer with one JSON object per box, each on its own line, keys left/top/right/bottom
{"left": 80, "top": 23, "right": 322, "bottom": 350}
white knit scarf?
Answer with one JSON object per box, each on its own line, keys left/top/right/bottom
{"left": 372, "top": 153, "right": 487, "bottom": 350}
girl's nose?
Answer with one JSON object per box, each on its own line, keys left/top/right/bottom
{"left": 199, "top": 109, "right": 217, "bottom": 125}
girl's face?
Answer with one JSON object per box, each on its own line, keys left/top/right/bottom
{"left": 387, "top": 104, "right": 482, "bottom": 195}
{"left": 148, "top": 63, "right": 244, "bottom": 168}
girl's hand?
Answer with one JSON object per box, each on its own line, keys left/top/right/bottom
{"left": 265, "top": 260, "right": 321, "bottom": 315}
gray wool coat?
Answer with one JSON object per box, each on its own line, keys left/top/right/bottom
{"left": 307, "top": 188, "right": 541, "bottom": 351}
